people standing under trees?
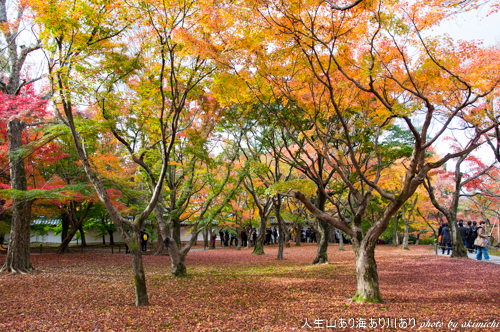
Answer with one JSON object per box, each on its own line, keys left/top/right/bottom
{"left": 252, "top": 228, "right": 257, "bottom": 246}
{"left": 219, "top": 229, "right": 224, "bottom": 247}
{"left": 241, "top": 229, "right": 247, "bottom": 247}
{"left": 224, "top": 230, "right": 229, "bottom": 247}
{"left": 438, "top": 222, "right": 445, "bottom": 239}
{"left": 343, "top": 233, "right": 350, "bottom": 245}
{"left": 265, "top": 228, "right": 272, "bottom": 245}
{"left": 211, "top": 230, "right": 217, "bottom": 249}
{"left": 440, "top": 223, "right": 452, "bottom": 255}
{"left": 468, "top": 221, "right": 478, "bottom": 253}
{"left": 466, "top": 221, "right": 474, "bottom": 253}
{"left": 273, "top": 226, "right": 278, "bottom": 244}
{"left": 140, "top": 229, "right": 150, "bottom": 252}
{"left": 474, "top": 221, "right": 490, "bottom": 261}
{"left": 458, "top": 220, "right": 468, "bottom": 248}
{"left": 311, "top": 229, "right": 316, "bottom": 243}
{"left": 306, "top": 228, "right": 311, "bottom": 243}
{"left": 230, "top": 231, "right": 237, "bottom": 247}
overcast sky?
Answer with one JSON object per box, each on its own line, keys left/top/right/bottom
{"left": 436, "top": 4, "right": 500, "bottom": 47}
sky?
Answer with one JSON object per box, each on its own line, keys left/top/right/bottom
{"left": 425, "top": 3, "right": 500, "bottom": 166}
{"left": 435, "top": 3, "right": 500, "bottom": 47}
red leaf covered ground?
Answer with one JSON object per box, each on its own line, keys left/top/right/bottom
{"left": 1, "top": 245, "right": 499, "bottom": 331}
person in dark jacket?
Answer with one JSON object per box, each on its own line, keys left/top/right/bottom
{"left": 140, "top": 229, "right": 150, "bottom": 252}
{"left": 438, "top": 222, "right": 445, "bottom": 238}
{"left": 241, "top": 229, "right": 248, "bottom": 247}
{"left": 311, "top": 229, "right": 317, "bottom": 243}
{"left": 467, "top": 221, "right": 478, "bottom": 253}
{"left": 458, "top": 220, "right": 468, "bottom": 247}
{"left": 265, "top": 228, "right": 272, "bottom": 245}
{"left": 441, "top": 223, "right": 452, "bottom": 255}
{"left": 466, "top": 221, "right": 473, "bottom": 253}
{"left": 272, "top": 227, "right": 278, "bottom": 244}
{"left": 230, "top": 231, "right": 237, "bottom": 247}
{"left": 219, "top": 229, "right": 224, "bottom": 246}
{"left": 252, "top": 228, "right": 257, "bottom": 246}
{"left": 306, "top": 228, "right": 311, "bottom": 243}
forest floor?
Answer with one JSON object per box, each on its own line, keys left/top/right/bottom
{"left": 1, "top": 244, "right": 499, "bottom": 331}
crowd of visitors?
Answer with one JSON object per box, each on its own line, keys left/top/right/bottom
{"left": 439, "top": 220, "right": 491, "bottom": 260}
{"left": 208, "top": 225, "right": 331, "bottom": 248}
{"left": 125, "top": 218, "right": 494, "bottom": 260}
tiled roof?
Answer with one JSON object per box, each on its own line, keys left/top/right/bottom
{"left": 31, "top": 216, "right": 309, "bottom": 227}
{"left": 31, "top": 217, "right": 61, "bottom": 226}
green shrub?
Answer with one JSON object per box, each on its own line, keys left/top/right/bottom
{"left": 418, "top": 238, "right": 435, "bottom": 245}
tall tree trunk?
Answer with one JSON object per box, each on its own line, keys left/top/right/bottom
{"left": 393, "top": 213, "right": 399, "bottom": 247}
{"left": 352, "top": 242, "right": 383, "bottom": 303}
{"left": 203, "top": 228, "right": 208, "bottom": 249}
{"left": 108, "top": 229, "right": 114, "bottom": 246}
{"left": 60, "top": 214, "right": 70, "bottom": 253}
{"left": 154, "top": 223, "right": 170, "bottom": 255}
{"left": 166, "top": 239, "right": 187, "bottom": 277}
{"left": 313, "top": 219, "right": 329, "bottom": 264}
{"left": 154, "top": 202, "right": 189, "bottom": 277}
{"left": 57, "top": 202, "right": 93, "bottom": 254}
{"left": 252, "top": 214, "right": 267, "bottom": 255}
{"left": 130, "top": 232, "right": 149, "bottom": 306}
{"left": 155, "top": 228, "right": 164, "bottom": 255}
{"left": 277, "top": 216, "right": 285, "bottom": 260}
{"left": 153, "top": 204, "right": 170, "bottom": 256}
{"left": 275, "top": 197, "right": 285, "bottom": 260}
{"left": 236, "top": 227, "right": 242, "bottom": 251}
{"left": 295, "top": 223, "right": 301, "bottom": 246}
{"left": 285, "top": 227, "right": 291, "bottom": 248}
{"left": 402, "top": 196, "right": 417, "bottom": 251}
{"left": 312, "top": 191, "right": 328, "bottom": 264}
{"left": 328, "top": 225, "right": 335, "bottom": 243}
{"left": 61, "top": 214, "right": 69, "bottom": 243}
{"left": 79, "top": 224, "right": 87, "bottom": 247}
{"left": 450, "top": 218, "right": 467, "bottom": 258}
{"left": 339, "top": 231, "right": 344, "bottom": 251}
{"left": 424, "top": 173, "right": 467, "bottom": 257}
{"left": 246, "top": 227, "right": 252, "bottom": 248}
{"left": 57, "top": 222, "right": 81, "bottom": 254}
{"left": 172, "top": 218, "right": 181, "bottom": 249}
{"left": 164, "top": 221, "right": 200, "bottom": 277}
{"left": 1, "top": 120, "right": 32, "bottom": 274}
{"left": 403, "top": 214, "right": 409, "bottom": 250}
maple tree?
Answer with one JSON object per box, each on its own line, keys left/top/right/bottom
{"left": 0, "top": 0, "right": 50, "bottom": 273}
{"left": 464, "top": 166, "right": 500, "bottom": 245}
{"left": 219, "top": 0, "right": 500, "bottom": 303}
{"left": 29, "top": 0, "right": 251, "bottom": 300}
{"left": 40, "top": 137, "right": 132, "bottom": 254}
{"left": 237, "top": 125, "right": 295, "bottom": 257}
{"left": 260, "top": 117, "right": 337, "bottom": 263}
{"left": 1, "top": 0, "right": 499, "bottom": 319}
{"left": 31, "top": 0, "right": 167, "bottom": 305}
{"left": 423, "top": 144, "right": 496, "bottom": 256}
